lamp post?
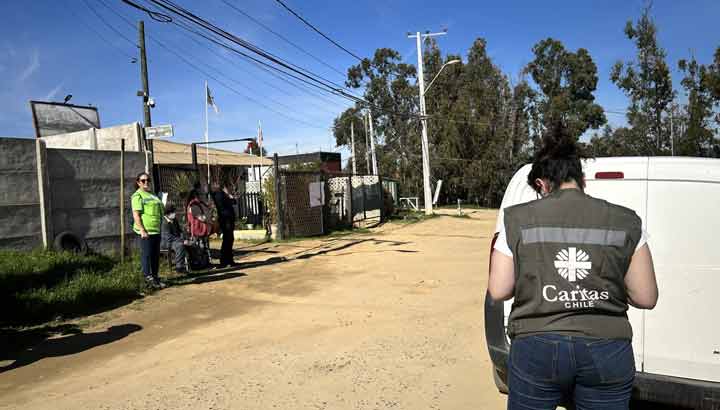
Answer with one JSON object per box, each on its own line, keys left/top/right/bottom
{"left": 412, "top": 33, "right": 460, "bottom": 215}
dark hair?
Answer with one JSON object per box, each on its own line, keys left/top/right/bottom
{"left": 185, "top": 189, "right": 199, "bottom": 209}
{"left": 527, "top": 123, "right": 589, "bottom": 194}
{"left": 135, "top": 172, "right": 150, "bottom": 189}
{"left": 164, "top": 204, "right": 176, "bottom": 215}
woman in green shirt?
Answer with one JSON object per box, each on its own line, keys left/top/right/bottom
{"left": 131, "top": 172, "right": 165, "bottom": 289}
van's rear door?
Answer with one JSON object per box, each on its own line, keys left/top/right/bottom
{"left": 643, "top": 157, "right": 720, "bottom": 382}
{"left": 584, "top": 157, "right": 649, "bottom": 371}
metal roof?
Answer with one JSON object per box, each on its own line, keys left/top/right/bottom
{"left": 152, "top": 139, "right": 273, "bottom": 166}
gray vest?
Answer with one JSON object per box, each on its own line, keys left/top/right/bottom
{"left": 504, "top": 188, "right": 642, "bottom": 340}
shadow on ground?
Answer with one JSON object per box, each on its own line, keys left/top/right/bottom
{"left": 0, "top": 323, "right": 142, "bottom": 373}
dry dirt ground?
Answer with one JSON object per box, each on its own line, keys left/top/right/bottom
{"left": 0, "top": 209, "right": 503, "bottom": 410}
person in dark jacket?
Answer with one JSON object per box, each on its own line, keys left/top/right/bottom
{"left": 489, "top": 123, "right": 658, "bottom": 410}
{"left": 210, "top": 182, "right": 237, "bottom": 267}
{"left": 160, "top": 204, "right": 189, "bottom": 273}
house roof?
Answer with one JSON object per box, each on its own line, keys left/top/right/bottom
{"left": 152, "top": 139, "right": 273, "bottom": 166}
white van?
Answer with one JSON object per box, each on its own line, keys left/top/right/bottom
{"left": 485, "top": 156, "right": 720, "bottom": 409}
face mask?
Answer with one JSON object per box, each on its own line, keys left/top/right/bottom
{"left": 167, "top": 213, "right": 176, "bottom": 220}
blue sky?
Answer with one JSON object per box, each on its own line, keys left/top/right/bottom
{"left": 1, "top": 0, "right": 719, "bottom": 159}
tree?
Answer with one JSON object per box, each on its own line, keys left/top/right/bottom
{"left": 525, "top": 38, "right": 606, "bottom": 138}
{"left": 244, "top": 140, "right": 268, "bottom": 157}
{"left": 336, "top": 48, "right": 421, "bottom": 190}
{"left": 610, "top": 5, "right": 674, "bottom": 155}
{"left": 676, "top": 56, "right": 716, "bottom": 156}
{"left": 332, "top": 107, "right": 372, "bottom": 174}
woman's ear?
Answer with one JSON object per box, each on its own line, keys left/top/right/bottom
{"left": 535, "top": 178, "right": 551, "bottom": 196}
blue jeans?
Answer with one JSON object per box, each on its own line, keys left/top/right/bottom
{"left": 139, "top": 234, "right": 161, "bottom": 280}
{"left": 508, "top": 334, "right": 635, "bottom": 410}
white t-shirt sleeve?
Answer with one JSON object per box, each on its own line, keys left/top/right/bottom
{"left": 493, "top": 226, "right": 513, "bottom": 257}
{"left": 493, "top": 226, "right": 649, "bottom": 257}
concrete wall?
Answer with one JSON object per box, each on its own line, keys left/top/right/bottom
{"left": 42, "top": 123, "right": 143, "bottom": 152}
{"left": 96, "top": 123, "right": 143, "bottom": 151}
{"left": 0, "top": 137, "right": 146, "bottom": 254}
{"left": 0, "top": 138, "right": 42, "bottom": 249}
{"left": 42, "top": 129, "right": 97, "bottom": 150}
{"left": 47, "top": 148, "right": 146, "bottom": 254}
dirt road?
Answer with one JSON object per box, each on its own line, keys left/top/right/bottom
{"left": 0, "top": 210, "right": 505, "bottom": 410}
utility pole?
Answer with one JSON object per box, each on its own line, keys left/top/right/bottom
{"left": 368, "top": 110, "right": 378, "bottom": 175}
{"left": 138, "top": 20, "right": 159, "bottom": 191}
{"left": 364, "top": 112, "right": 371, "bottom": 174}
{"left": 670, "top": 102, "right": 675, "bottom": 156}
{"left": 408, "top": 29, "right": 447, "bottom": 215}
{"left": 139, "top": 21, "right": 151, "bottom": 128}
{"left": 350, "top": 121, "right": 357, "bottom": 174}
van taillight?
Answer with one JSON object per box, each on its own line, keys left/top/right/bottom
{"left": 489, "top": 232, "right": 499, "bottom": 274}
{"left": 595, "top": 171, "right": 624, "bottom": 179}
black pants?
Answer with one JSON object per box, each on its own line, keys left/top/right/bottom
{"left": 219, "top": 219, "right": 235, "bottom": 265}
{"left": 139, "top": 234, "right": 161, "bottom": 280}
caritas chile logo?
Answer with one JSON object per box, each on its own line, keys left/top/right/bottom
{"left": 542, "top": 247, "right": 609, "bottom": 309}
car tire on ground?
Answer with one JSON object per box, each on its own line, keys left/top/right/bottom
{"left": 53, "top": 231, "right": 88, "bottom": 254}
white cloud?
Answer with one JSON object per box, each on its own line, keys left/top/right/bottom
{"left": 18, "top": 49, "right": 40, "bottom": 83}
{"left": 44, "top": 81, "right": 65, "bottom": 102}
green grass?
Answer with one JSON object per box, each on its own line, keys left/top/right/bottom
{"left": 0, "top": 250, "right": 147, "bottom": 326}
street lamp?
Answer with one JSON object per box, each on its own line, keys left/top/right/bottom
{"left": 424, "top": 60, "right": 461, "bottom": 95}
{"left": 415, "top": 43, "right": 459, "bottom": 215}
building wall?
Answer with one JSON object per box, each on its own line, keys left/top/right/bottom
{"left": 0, "top": 138, "right": 42, "bottom": 249}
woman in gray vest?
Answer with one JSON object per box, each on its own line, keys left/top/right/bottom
{"left": 488, "top": 124, "right": 658, "bottom": 410}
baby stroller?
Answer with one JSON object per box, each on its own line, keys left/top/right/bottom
{"left": 186, "top": 195, "right": 212, "bottom": 270}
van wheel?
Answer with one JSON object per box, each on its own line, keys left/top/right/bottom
{"left": 53, "top": 231, "right": 88, "bottom": 254}
{"left": 493, "top": 367, "right": 509, "bottom": 394}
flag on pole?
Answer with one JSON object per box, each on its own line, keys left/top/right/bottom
{"left": 257, "top": 120, "right": 263, "bottom": 158}
{"left": 206, "top": 84, "right": 219, "bottom": 114}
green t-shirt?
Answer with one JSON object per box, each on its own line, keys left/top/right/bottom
{"left": 131, "top": 189, "right": 164, "bottom": 234}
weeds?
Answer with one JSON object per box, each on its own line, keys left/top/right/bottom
{"left": 0, "top": 250, "right": 146, "bottom": 326}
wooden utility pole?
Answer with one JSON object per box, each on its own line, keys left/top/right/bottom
{"left": 139, "top": 21, "right": 151, "bottom": 128}
{"left": 138, "top": 20, "right": 161, "bottom": 192}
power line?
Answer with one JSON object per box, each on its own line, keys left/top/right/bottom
{"left": 103, "top": 0, "right": 330, "bottom": 130}
{"left": 121, "top": 0, "right": 428, "bottom": 122}
{"left": 273, "top": 0, "right": 363, "bottom": 62}
{"left": 82, "top": 0, "right": 137, "bottom": 47}
{"left": 66, "top": 4, "right": 136, "bottom": 60}
{"left": 109, "top": 0, "right": 352, "bottom": 109}
{"left": 219, "top": 0, "right": 347, "bottom": 77}
{"left": 170, "top": 20, "right": 342, "bottom": 118}
{"left": 168, "top": 17, "right": 357, "bottom": 103}
{"left": 142, "top": 0, "right": 363, "bottom": 102}
{"left": 149, "top": 34, "right": 328, "bottom": 130}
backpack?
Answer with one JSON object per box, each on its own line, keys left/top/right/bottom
{"left": 186, "top": 198, "right": 211, "bottom": 237}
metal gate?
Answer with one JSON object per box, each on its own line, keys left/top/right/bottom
{"left": 278, "top": 170, "right": 324, "bottom": 238}
{"left": 237, "top": 192, "right": 264, "bottom": 225}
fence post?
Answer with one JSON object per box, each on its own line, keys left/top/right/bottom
{"left": 35, "top": 139, "right": 52, "bottom": 249}
{"left": 378, "top": 174, "right": 384, "bottom": 222}
{"left": 362, "top": 176, "right": 367, "bottom": 222}
{"left": 347, "top": 175, "right": 353, "bottom": 228}
{"left": 273, "top": 153, "right": 284, "bottom": 240}
{"left": 120, "top": 139, "right": 125, "bottom": 262}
